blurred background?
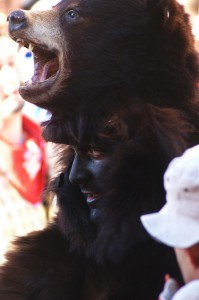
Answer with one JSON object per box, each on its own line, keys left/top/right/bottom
{"left": 0, "top": 0, "right": 198, "bottom": 264}
{"left": 0, "top": 0, "right": 60, "bottom": 265}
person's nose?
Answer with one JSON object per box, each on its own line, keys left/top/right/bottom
{"left": 69, "top": 154, "right": 91, "bottom": 185}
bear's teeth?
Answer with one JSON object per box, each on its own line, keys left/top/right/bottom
{"left": 29, "top": 43, "right": 34, "bottom": 52}
{"left": 17, "top": 41, "right": 25, "bottom": 52}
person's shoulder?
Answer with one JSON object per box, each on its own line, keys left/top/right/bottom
{"left": 172, "top": 280, "right": 199, "bottom": 300}
{"left": 1, "top": 221, "right": 69, "bottom": 276}
{"left": 0, "top": 222, "right": 76, "bottom": 298}
{"left": 4, "top": 221, "right": 67, "bottom": 258}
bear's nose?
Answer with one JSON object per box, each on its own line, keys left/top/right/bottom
{"left": 7, "top": 10, "right": 27, "bottom": 33}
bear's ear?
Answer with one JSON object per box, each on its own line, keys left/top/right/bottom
{"left": 146, "top": 0, "right": 180, "bottom": 31}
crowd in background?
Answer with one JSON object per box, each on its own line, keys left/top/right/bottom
{"left": 0, "top": 0, "right": 60, "bottom": 264}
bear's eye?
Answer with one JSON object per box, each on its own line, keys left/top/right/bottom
{"left": 67, "top": 9, "right": 79, "bottom": 20}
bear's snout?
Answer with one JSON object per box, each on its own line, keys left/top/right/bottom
{"left": 7, "top": 10, "right": 27, "bottom": 33}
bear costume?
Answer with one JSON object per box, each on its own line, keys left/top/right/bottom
{"left": 7, "top": 0, "right": 199, "bottom": 142}
{"left": 2, "top": 0, "right": 199, "bottom": 299}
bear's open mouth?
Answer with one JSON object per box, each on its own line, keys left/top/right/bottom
{"left": 16, "top": 38, "right": 59, "bottom": 87}
{"left": 16, "top": 39, "right": 59, "bottom": 102}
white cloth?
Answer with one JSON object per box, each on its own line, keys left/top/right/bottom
{"left": 172, "top": 280, "right": 199, "bottom": 300}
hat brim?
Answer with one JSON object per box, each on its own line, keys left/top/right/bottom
{"left": 141, "top": 204, "right": 199, "bottom": 248}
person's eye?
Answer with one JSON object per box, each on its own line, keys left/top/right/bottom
{"left": 87, "top": 149, "right": 106, "bottom": 160}
{"left": 67, "top": 9, "right": 79, "bottom": 20}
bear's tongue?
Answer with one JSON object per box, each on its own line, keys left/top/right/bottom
{"left": 32, "top": 57, "right": 59, "bottom": 83}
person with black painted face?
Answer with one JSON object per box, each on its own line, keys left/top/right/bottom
{"left": 56, "top": 111, "right": 133, "bottom": 224}
{"left": 45, "top": 104, "right": 186, "bottom": 298}
{"left": 1, "top": 102, "right": 197, "bottom": 299}
{"left": 69, "top": 145, "right": 111, "bottom": 221}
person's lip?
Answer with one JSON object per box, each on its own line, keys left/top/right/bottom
{"left": 82, "top": 191, "right": 101, "bottom": 207}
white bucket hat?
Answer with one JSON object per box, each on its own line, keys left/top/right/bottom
{"left": 141, "top": 144, "right": 199, "bottom": 248}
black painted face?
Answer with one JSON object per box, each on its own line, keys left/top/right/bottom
{"left": 69, "top": 146, "right": 113, "bottom": 221}
{"left": 66, "top": 112, "right": 130, "bottom": 221}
